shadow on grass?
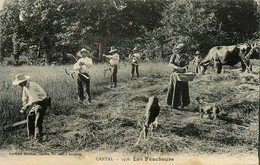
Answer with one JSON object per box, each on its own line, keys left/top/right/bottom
{"left": 171, "top": 106, "right": 198, "bottom": 113}
{"left": 169, "top": 122, "right": 256, "bottom": 147}
{"left": 130, "top": 95, "right": 148, "bottom": 102}
{"left": 170, "top": 123, "right": 206, "bottom": 138}
{"left": 228, "top": 101, "right": 258, "bottom": 114}
{"left": 218, "top": 116, "right": 244, "bottom": 125}
{"left": 110, "top": 117, "right": 137, "bottom": 128}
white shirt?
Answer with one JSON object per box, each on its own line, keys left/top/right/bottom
{"left": 130, "top": 53, "right": 140, "bottom": 63}
{"left": 74, "top": 57, "right": 93, "bottom": 73}
{"left": 106, "top": 53, "right": 120, "bottom": 66}
{"left": 22, "top": 82, "right": 47, "bottom": 106}
{"left": 192, "top": 56, "right": 200, "bottom": 65}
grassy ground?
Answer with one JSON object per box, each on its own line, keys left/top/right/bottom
{"left": 0, "top": 62, "right": 258, "bottom": 157}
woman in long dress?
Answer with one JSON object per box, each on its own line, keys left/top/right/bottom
{"left": 166, "top": 43, "right": 190, "bottom": 110}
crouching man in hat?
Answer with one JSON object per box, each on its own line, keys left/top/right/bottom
{"left": 12, "top": 73, "right": 50, "bottom": 141}
{"left": 103, "top": 46, "right": 120, "bottom": 88}
{"left": 74, "top": 48, "right": 93, "bottom": 104}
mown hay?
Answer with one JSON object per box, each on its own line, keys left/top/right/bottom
{"left": 0, "top": 63, "right": 259, "bottom": 155}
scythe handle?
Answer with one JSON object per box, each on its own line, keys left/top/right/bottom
{"left": 71, "top": 72, "right": 75, "bottom": 79}
{"left": 3, "top": 120, "right": 27, "bottom": 130}
{"left": 242, "top": 59, "right": 252, "bottom": 74}
{"left": 65, "top": 69, "right": 70, "bottom": 75}
{"left": 78, "top": 73, "right": 90, "bottom": 80}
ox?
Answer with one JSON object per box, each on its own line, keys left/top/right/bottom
{"left": 200, "top": 43, "right": 259, "bottom": 74}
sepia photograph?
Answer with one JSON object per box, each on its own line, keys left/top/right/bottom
{"left": 0, "top": 0, "right": 259, "bottom": 164}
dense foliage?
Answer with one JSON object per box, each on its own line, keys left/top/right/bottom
{"left": 0, "top": 0, "right": 258, "bottom": 65}
{"left": 145, "top": 0, "right": 259, "bottom": 60}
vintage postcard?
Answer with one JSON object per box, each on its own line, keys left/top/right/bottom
{"left": 0, "top": 0, "right": 259, "bottom": 164}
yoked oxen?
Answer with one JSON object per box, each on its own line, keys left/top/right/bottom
{"left": 200, "top": 43, "right": 259, "bottom": 74}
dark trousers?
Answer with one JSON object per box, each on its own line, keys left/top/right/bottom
{"left": 166, "top": 73, "right": 190, "bottom": 108}
{"left": 131, "top": 63, "right": 139, "bottom": 78}
{"left": 195, "top": 64, "right": 200, "bottom": 73}
{"left": 77, "top": 73, "right": 91, "bottom": 101}
{"left": 111, "top": 65, "right": 118, "bottom": 87}
{"left": 27, "top": 98, "right": 48, "bottom": 139}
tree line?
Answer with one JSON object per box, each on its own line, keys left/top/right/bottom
{"left": 0, "top": 0, "right": 258, "bottom": 65}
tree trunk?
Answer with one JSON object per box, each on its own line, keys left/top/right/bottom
{"left": 12, "top": 32, "right": 20, "bottom": 66}
{"left": 98, "top": 42, "right": 103, "bottom": 63}
{"left": 0, "top": 34, "right": 2, "bottom": 61}
{"left": 14, "top": 50, "right": 21, "bottom": 66}
{"left": 43, "top": 35, "right": 51, "bottom": 66}
{"left": 44, "top": 49, "right": 51, "bottom": 66}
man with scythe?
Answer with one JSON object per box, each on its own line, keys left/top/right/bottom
{"left": 12, "top": 73, "right": 50, "bottom": 141}
{"left": 103, "top": 46, "right": 120, "bottom": 88}
{"left": 129, "top": 46, "right": 141, "bottom": 79}
{"left": 73, "top": 48, "right": 93, "bottom": 104}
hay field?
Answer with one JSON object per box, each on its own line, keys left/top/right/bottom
{"left": 0, "top": 62, "right": 258, "bottom": 157}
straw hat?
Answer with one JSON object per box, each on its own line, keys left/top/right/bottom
{"left": 12, "top": 73, "right": 31, "bottom": 85}
{"left": 78, "top": 48, "right": 90, "bottom": 57}
{"left": 109, "top": 46, "right": 118, "bottom": 53}
{"left": 133, "top": 47, "right": 138, "bottom": 51}
{"left": 174, "top": 43, "right": 185, "bottom": 53}
{"left": 195, "top": 51, "right": 201, "bottom": 55}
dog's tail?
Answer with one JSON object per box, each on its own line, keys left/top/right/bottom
{"left": 218, "top": 106, "right": 228, "bottom": 116}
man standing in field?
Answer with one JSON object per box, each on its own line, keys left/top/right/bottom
{"left": 129, "top": 47, "right": 141, "bottom": 79}
{"left": 103, "top": 46, "right": 120, "bottom": 88}
{"left": 12, "top": 73, "right": 50, "bottom": 141}
{"left": 192, "top": 51, "right": 201, "bottom": 74}
{"left": 74, "top": 48, "right": 93, "bottom": 104}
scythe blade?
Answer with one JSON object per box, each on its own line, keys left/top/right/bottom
{"left": 3, "top": 120, "right": 27, "bottom": 130}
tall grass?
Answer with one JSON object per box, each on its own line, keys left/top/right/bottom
{"left": 0, "top": 62, "right": 169, "bottom": 145}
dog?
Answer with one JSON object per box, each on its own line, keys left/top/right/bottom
{"left": 195, "top": 97, "right": 226, "bottom": 120}
{"left": 134, "top": 96, "right": 160, "bottom": 146}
